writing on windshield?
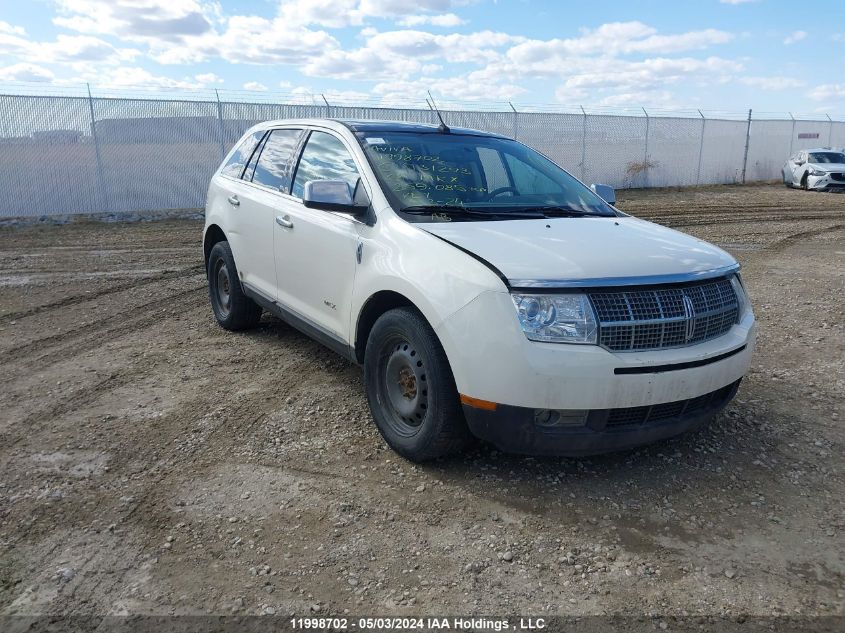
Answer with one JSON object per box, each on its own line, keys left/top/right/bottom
{"left": 368, "top": 144, "right": 488, "bottom": 205}
{"left": 357, "top": 132, "right": 614, "bottom": 220}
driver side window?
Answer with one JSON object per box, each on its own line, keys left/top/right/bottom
{"left": 292, "top": 131, "right": 360, "bottom": 199}
{"left": 504, "top": 153, "right": 563, "bottom": 194}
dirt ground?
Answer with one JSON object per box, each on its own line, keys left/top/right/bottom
{"left": 0, "top": 184, "right": 842, "bottom": 623}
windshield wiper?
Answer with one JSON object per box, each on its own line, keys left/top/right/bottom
{"left": 515, "top": 205, "right": 609, "bottom": 217}
{"left": 399, "top": 205, "right": 545, "bottom": 220}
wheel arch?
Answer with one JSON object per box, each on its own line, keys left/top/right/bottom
{"left": 203, "top": 224, "right": 227, "bottom": 269}
{"left": 354, "top": 290, "right": 416, "bottom": 364}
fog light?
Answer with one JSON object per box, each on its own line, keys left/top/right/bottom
{"left": 534, "top": 409, "right": 588, "bottom": 428}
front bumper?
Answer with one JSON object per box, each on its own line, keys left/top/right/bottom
{"left": 807, "top": 173, "right": 845, "bottom": 191}
{"left": 463, "top": 380, "right": 740, "bottom": 456}
{"left": 435, "top": 290, "right": 755, "bottom": 455}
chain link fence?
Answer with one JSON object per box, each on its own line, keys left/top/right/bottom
{"left": 1, "top": 91, "right": 843, "bottom": 217}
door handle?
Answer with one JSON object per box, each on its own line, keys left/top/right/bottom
{"left": 276, "top": 215, "right": 294, "bottom": 229}
{"left": 227, "top": 195, "right": 240, "bottom": 207}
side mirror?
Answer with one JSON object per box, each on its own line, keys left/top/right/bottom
{"left": 590, "top": 183, "right": 616, "bottom": 205}
{"left": 795, "top": 160, "right": 805, "bottom": 166}
{"left": 302, "top": 180, "right": 369, "bottom": 214}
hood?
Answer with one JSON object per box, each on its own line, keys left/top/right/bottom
{"left": 808, "top": 162, "right": 845, "bottom": 172}
{"left": 420, "top": 216, "right": 737, "bottom": 286}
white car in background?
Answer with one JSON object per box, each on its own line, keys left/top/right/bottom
{"left": 203, "top": 118, "right": 755, "bottom": 462}
{"left": 782, "top": 148, "right": 845, "bottom": 191}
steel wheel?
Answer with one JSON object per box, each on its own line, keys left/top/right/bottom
{"left": 379, "top": 338, "right": 429, "bottom": 437}
{"left": 213, "top": 258, "right": 232, "bottom": 319}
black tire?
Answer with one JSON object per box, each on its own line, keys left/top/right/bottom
{"left": 207, "top": 241, "right": 262, "bottom": 331}
{"left": 364, "top": 307, "right": 470, "bottom": 461}
{"left": 801, "top": 173, "right": 809, "bottom": 191}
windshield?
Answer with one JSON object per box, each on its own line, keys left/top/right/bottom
{"left": 808, "top": 152, "right": 845, "bottom": 164}
{"left": 356, "top": 131, "right": 616, "bottom": 221}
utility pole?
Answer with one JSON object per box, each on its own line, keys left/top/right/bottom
{"left": 696, "top": 109, "right": 706, "bottom": 186}
{"left": 740, "top": 109, "right": 752, "bottom": 184}
{"left": 86, "top": 83, "right": 109, "bottom": 212}
{"left": 579, "top": 105, "right": 587, "bottom": 182}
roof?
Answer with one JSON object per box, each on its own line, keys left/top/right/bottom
{"left": 336, "top": 119, "right": 508, "bottom": 138}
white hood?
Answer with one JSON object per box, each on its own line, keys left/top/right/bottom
{"left": 421, "top": 216, "right": 737, "bottom": 284}
{"left": 808, "top": 162, "right": 845, "bottom": 172}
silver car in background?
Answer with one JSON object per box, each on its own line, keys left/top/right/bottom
{"left": 782, "top": 148, "right": 845, "bottom": 191}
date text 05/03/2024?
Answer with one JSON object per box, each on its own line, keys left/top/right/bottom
{"left": 290, "top": 617, "right": 546, "bottom": 630}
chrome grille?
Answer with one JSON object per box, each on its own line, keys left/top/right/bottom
{"left": 589, "top": 277, "right": 738, "bottom": 352}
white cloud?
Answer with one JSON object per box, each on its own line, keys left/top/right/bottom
{"left": 0, "top": 21, "right": 26, "bottom": 36}
{"left": 808, "top": 84, "right": 845, "bottom": 101}
{"left": 63, "top": 65, "right": 204, "bottom": 89}
{"left": 275, "top": 0, "right": 467, "bottom": 28}
{"left": 303, "top": 29, "right": 523, "bottom": 80}
{"left": 243, "top": 81, "right": 267, "bottom": 91}
{"left": 508, "top": 22, "right": 733, "bottom": 63}
{"left": 210, "top": 15, "right": 339, "bottom": 66}
{"left": 0, "top": 29, "right": 138, "bottom": 66}
{"left": 783, "top": 30, "right": 806, "bottom": 45}
{"left": 278, "top": 0, "right": 363, "bottom": 28}
{"left": 740, "top": 76, "right": 804, "bottom": 90}
{"left": 0, "top": 62, "right": 55, "bottom": 82}
{"left": 195, "top": 72, "right": 223, "bottom": 84}
{"left": 397, "top": 13, "right": 465, "bottom": 27}
{"left": 373, "top": 69, "right": 526, "bottom": 105}
{"left": 53, "top": 0, "right": 214, "bottom": 42}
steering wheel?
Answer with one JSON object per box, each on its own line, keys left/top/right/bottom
{"left": 484, "top": 186, "right": 518, "bottom": 200}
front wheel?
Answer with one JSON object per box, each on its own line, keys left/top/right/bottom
{"left": 364, "top": 307, "right": 470, "bottom": 461}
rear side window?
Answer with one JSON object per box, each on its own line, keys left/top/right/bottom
{"left": 243, "top": 132, "right": 269, "bottom": 182}
{"left": 252, "top": 129, "right": 303, "bottom": 192}
{"left": 220, "top": 131, "right": 264, "bottom": 179}
{"left": 292, "top": 131, "right": 360, "bottom": 199}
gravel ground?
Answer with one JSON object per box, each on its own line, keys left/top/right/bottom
{"left": 0, "top": 184, "right": 842, "bottom": 623}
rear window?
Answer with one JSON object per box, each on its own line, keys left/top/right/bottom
{"left": 220, "top": 131, "right": 264, "bottom": 179}
{"left": 252, "top": 129, "right": 303, "bottom": 193}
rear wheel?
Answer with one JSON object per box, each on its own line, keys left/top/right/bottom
{"left": 207, "top": 241, "right": 262, "bottom": 330}
{"left": 364, "top": 308, "right": 470, "bottom": 461}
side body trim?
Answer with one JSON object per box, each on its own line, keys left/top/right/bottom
{"left": 242, "top": 282, "right": 357, "bottom": 363}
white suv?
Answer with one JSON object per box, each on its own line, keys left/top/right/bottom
{"left": 203, "top": 119, "right": 755, "bottom": 462}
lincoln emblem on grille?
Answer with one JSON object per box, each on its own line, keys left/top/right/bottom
{"left": 682, "top": 294, "right": 696, "bottom": 342}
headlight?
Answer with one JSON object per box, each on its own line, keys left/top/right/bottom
{"left": 729, "top": 274, "right": 752, "bottom": 321}
{"left": 511, "top": 293, "right": 598, "bottom": 344}
{"left": 809, "top": 168, "right": 827, "bottom": 177}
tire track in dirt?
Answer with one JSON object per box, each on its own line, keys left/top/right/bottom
{"left": 2, "top": 282, "right": 206, "bottom": 369}
{"left": 16, "top": 341, "right": 338, "bottom": 615}
{"left": 0, "top": 264, "right": 204, "bottom": 324}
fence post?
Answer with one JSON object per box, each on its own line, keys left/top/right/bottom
{"left": 321, "top": 94, "right": 331, "bottom": 118}
{"left": 740, "top": 109, "right": 752, "bottom": 184}
{"left": 827, "top": 114, "right": 833, "bottom": 147}
{"left": 696, "top": 109, "right": 705, "bottom": 186}
{"left": 214, "top": 89, "right": 226, "bottom": 160}
{"left": 788, "top": 113, "right": 796, "bottom": 156}
{"left": 86, "top": 83, "right": 109, "bottom": 213}
{"left": 509, "top": 101, "right": 518, "bottom": 140}
{"left": 642, "top": 107, "right": 650, "bottom": 188}
{"left": 579, "top": 105, "right": 587, "bottom": 182}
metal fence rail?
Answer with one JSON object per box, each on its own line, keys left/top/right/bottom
{"left": 0, "top": 91, "right": 843, "bottom": 217}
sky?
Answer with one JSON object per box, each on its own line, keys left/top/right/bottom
{"left": 0, "top": 0, "right": 842, "bottom": 115}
